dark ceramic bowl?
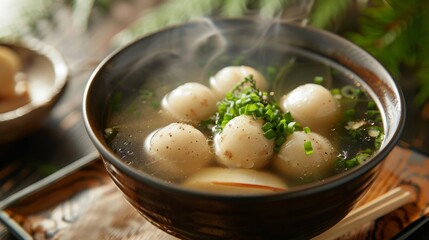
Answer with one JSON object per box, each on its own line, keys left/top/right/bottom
{"left": 83, "top": 18, "right": 405, "bottom": 239}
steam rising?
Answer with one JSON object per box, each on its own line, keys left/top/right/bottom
{"left": 112, "top": 8, "right": 318, "bottom": 95}
{"left": 105, "top": 1, "right": 324, "bottom": 168}
{"left": 112, "top": 0, "right": 315, "bottom": 47}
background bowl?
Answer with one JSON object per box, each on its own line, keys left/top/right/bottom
{"left": 83, "top": 18, "right": 405, "bottom": 239}
{"left": 0, "top": 38, "right": 68, "bottom": 143}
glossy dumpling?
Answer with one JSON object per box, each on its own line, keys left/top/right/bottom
{"left": 214, "top": 115, "right": 274, "bottom": 169}
{"left": 144, "top": 123, "right": 212, "bottom": 180}
{"left": 279, "top": 83, "right": 340, "bottom": 132}
{"left": 209, "top": 65, "right": 267, "bottom": 98}
{"left": 182, "top": 167, "right": 287, "bottom": 195}
{"left": 162, "top": 82, "right": 217, "bottom": 123}
{"left": 273, "top": 131, "right": 336, "bottom": 181}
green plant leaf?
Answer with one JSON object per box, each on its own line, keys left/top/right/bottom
{"left": 346, "top": 0, "right": 429, "bottom": 103}
{"left": 309, "top": 0, "right": 350, "bottom": 28}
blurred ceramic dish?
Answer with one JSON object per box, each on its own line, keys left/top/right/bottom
{"left": 0, "top": 38, "right": 68, "bottom": 143}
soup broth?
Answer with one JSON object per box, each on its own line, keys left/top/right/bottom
{"left": 104, "top": 45, "right": 384, "bottom": 193}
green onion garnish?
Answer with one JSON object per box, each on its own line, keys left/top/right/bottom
{"left": 275, "top": 136, "right": 286, "bottom": 146}
{"left": 303, "top": 126, "right": 311, "bottom": 134}
{"left": 264, "top": 129, "right": 277, "bottom": 139}
{"left": 208, "top": 75, "right": 304, "bottom": 153}
{"left": 314, "top": 76, "right": 324, "bottom": 85}
{"left": 367, "top": 101, "right": 377, "bottom": 110}
{"left": 304, "top": 141, "right": 313, "bottom": 156}
{"left": 344, "top": 109, "right": 356, "bottom": 119}
{"left": 330, "top": 88, "right": 341, "bottom": 95}
{"left": 104, "top": 127, "right": 119, "bottom": 142}
{"left": 262, "top": 122, "right": 273, "bottom": 132}
{"left": 341, "top": 85, "right": 362, "bottom": 99}
{"left": 366, "top": 110, "right": 380, "bottom": 117}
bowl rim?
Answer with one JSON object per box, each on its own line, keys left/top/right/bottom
{"left": 0, "top": 38, "right": 68, "bottom": 122}
{"left": 83, "top": 17, "right": 406, "bottom": 201}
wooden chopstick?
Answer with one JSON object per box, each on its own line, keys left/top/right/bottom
{"left": 313, "top": 187, "right": 413, "bottom": 240}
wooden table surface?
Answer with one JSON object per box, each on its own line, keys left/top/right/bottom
{"left": 1, "top": 1, "right": 429, "bottom": 239}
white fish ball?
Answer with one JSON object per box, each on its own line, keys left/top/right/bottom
{"left": 273, "top": 131, "right": 336, "bottom": 181}
{"left": 210, "top": 65, "right": 267, "bottom": 98}
{"left": 280, "top": 83, "right": 340, "bottom": 132}
{"left": 162, "top": 82, "right": 217, "bottom": 123}
{"left": 182, "top": 167, "right": 287, "bottom": 195}
{"left": 214, "top": 115, "right": 274, "bottom": 169}
{"left": 144, "top": 123, "right": 212, "bottom": 180}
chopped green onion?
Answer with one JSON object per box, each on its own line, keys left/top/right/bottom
{"left": 335, "top": 157, "right": 346, "bottom": 169}
{"left": 262, "top": 122, "right": 273, "bottom": 132}
{"left": 248, "top": 103, "right": 258, "bottom": 112}
{"left": 303, "top": 126, "right": 311, "bottom": 134}
{"left": 367, "top": 101, "right": 377, "bottom": 110}
{"left": 366, "top": 110, "right": 380, "bottom": 117}
{"left": 355, "top": 153, "right": 370, "bottom": 164}
{"left": 238, "top": 106, "right": 246, "bottom": 115}
{"left": 209, "top": 75, "right": 302, "bottom": 153}
{"left": 361, "top": 148, "right": 374, "bottom": 155}
{"left": 304, "top": 141, "right": 313, "bottom": 155}
{"left": 314, "top": 76, "right": 324, "bottom": 85}
{"left": 255, "top": 108, "right": 264, "bottom": 117}
{"left": 218, "top": 103, "right": 227, "bottom": 114}
{"left": 224, "top": 112, "right": 234, "bottom": 120}
{"left": 104, "top": 127, "right": 119, "bottom": 142}
{"left": 344, "top": 109, "right": 356, "bottom": 119}
{"left": 221, "top": 119, "right": 229, "bottom": 128}
{"left": 249, "top": 92, "right": 260, "bottom": 102}
{"left": 375, "top": 132, "right": 384, "bottom": 149}
{"left": 287, "top": 122, "right": 297, "bottom": 133}
{"left": 284, "top": 112, "right": 293, "bottom": 122}
{"left": 375, "top": 116, "right": 383, "bottom": 123}
{"left": 275, "top": 136, "right": 286, "bottom": 146}
{"left": 345, "top": 159, "right": 357, "bottom": 168}
{"left": 341, "top": 86, "right": 362, "bottom": 99}
{"left": 265, "top": 109, "right": 274, "bottom": 121}
{"left": 264, "top": 129, "right": 277, "bottom": 139}
{"left": 330, "top": 88, "right": 340, "bottom": 95}
{"left": 277, "top": 119, "right": 286, "bottom": 131}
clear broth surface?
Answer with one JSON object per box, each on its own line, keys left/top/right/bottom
{"left": 104, "top": 45, "right": 383, "bottom": 189}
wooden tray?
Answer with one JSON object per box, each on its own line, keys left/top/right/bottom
{"left": 1, "top": 144, "right": 428, "bottom": 240}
